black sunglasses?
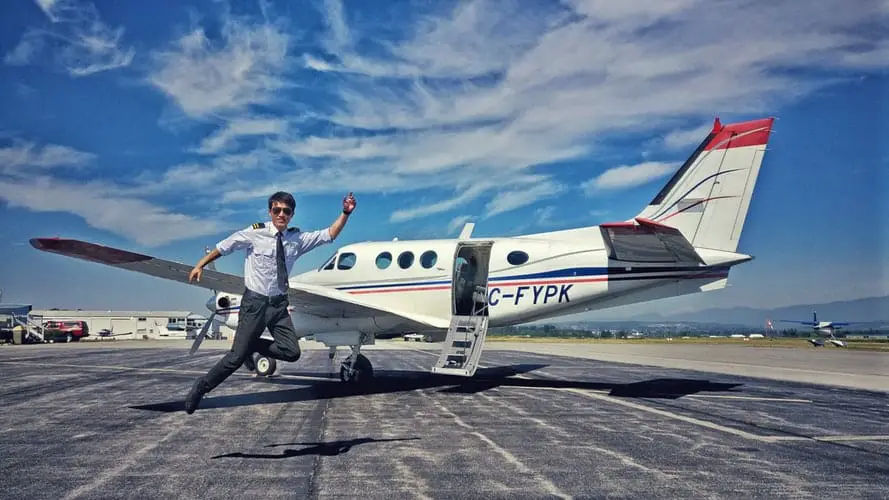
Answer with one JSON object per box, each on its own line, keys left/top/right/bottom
{"left": 272, "top": 207, "right": 292, "bottom": 216}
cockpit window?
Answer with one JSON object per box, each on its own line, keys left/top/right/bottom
{"left": 337, "top": 252, "right": 357, "bottom": 270}
{"left": 320, "top": 253, "right": 336, "bottom": 271}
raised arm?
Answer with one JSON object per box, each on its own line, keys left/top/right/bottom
{"left": 328, "top": 192, "right": 356, "bottom": 241}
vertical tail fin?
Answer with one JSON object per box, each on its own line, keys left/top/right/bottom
{"left": 636, "top": 117, "right": 775, "bottom": 253}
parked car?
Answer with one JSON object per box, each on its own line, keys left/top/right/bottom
{"left": 42, "top": 320, "right": 89, "bottom": 342}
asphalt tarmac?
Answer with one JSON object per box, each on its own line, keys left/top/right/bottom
{"left": 1, "top": 341, "right": 887, "bottom": 499}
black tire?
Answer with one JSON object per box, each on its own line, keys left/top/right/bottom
{"left": 340, "top": 354, "right": 373, "bottom": 383}
{"left": 255, "top": 355, "right": 277, "bottom": 377}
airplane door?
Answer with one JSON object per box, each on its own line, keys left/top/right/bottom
{"left": 452, "top": 242, "right": 494, "bottom": 317}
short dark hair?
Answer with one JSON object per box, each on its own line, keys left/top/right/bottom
{"left": 268, "top": 191, "right": 295, "bottom": 210}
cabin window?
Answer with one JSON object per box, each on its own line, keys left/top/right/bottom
{"left": 507, "top": 250, "right": 529, "bottom": 265}
{"left": 398, "top": 251, "right": 414, "bottom": 269}
{"left": 337, "top": 252, "right": 357, "bottom": 270}
{"left": 376, "top": 251, "right": 392, "bottom": 269}
{"left": 420, "top": 250, "right": 437, "bottom": 269}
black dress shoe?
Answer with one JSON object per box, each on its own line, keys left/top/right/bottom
{"left": 243, "top": 354, "right": 256, "bottom": 372}
{"left": 185, "top": 378, "right": 208, "bottom": 414}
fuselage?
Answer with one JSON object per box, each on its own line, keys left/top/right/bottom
{"left": 210, "top": 228, "right": 732, "bottom": 337}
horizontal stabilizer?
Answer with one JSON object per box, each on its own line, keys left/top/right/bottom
{"left": 599, "top": 217, "right": 704, "bottom": 265}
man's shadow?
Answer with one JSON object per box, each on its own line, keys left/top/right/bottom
{"left": 211, "top": 437, "right": 420, "bottom": 459}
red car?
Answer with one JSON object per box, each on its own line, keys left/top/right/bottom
{"left": 43, "top": 320, "right": 89, "bottom": 342}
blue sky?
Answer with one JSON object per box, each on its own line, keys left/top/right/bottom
{"left": 1, "top": 0, "right": 886, "bottom": 320}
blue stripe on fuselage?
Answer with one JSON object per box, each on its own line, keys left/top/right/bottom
{"left": 332, "top": 266, "right": 726, "bottom": 291}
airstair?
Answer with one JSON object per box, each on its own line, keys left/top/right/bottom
{"left": 12, "top": 315, "right": 45, "bottom": 343}
{"left": 431, "top": 285, "right": 489, "bottom": 377}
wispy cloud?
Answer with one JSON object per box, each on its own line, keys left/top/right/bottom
{"left": 56, "top": 0, "right": 886, "bottom": 242}
{"left": 582, "top": 162, "right": 677, "bottom": 193}
{"left": 276, "top": 0, "right": 889, "bottom": 220}
{"left": 5, "top": 0, "right": 134, "bottom": 76}
{"left": 0, "top": 176, "right": 225, "bottom": 247}
{"left": 485, "top": 181, "right": 563, "bottom": 218}
{"left": 195, "top": 118, "right": 288, "bottom": 155}
{"left": 0, "top": 140, "right": 95, "bottom": 176}
{"left": 447, "top": 215, "right": 473, "bottom": 235}
{"left": 661, "top": 123, "right": 713, "bottom": 150}
{"left": 147, "top": 11, "right": 291, "bottom": 120}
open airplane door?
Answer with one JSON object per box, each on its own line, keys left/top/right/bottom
{"left": 431, "top": 241, "right": 494, "bottom": 377}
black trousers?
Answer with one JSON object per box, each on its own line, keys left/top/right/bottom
{"left": 200, "top": 289, "right": 301, "bottom": 392}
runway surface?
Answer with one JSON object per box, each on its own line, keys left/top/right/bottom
{"left": 1, "top": 341, "right": 887, "bottom": 499}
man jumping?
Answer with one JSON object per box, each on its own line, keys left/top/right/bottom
{"left": 183, "top": 191, "right": 356, "bottom": 413}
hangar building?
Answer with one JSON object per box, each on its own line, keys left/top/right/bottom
{"left": 28, "top": 309, "right": 226, "bottom": 340}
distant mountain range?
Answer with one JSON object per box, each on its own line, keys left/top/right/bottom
{"left": 550, "top": 295, "right": 889, "bottom": 329}
{"left": 652, "top": 295, "right": 889, "bottom": 327}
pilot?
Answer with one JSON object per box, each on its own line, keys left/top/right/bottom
{"left": 183, "top": 190, "right": 356, "bottom": 414}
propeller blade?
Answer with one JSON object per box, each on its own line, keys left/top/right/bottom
{"left": 189, "top": 313, "right": 215, "bottom": 356}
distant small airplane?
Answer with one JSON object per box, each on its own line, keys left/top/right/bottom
{"left": 31, "top": 116, "right": 776, "bottom": 383}
{"left": 774, "top": 311, "right": 869, "bottom": 347}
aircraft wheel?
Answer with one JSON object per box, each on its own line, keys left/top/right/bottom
{"left": 255, "top": 355, "right": 276, "bottom": 377}
{"left": 340, "top": 354, "right": 373, "bottom": 384}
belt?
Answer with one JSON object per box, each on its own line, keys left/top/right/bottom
{"left": 244, "top": 288, "right": 288, "bottom": 304}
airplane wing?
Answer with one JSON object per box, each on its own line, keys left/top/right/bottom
{"left": 285, "top": 282, "right": 450, "bottom": 329}
{"left": 30, "top": 238, "right": 246, "bottom": 295}
{"left": 29, "top": 238, "right": 450, "bottom": 330}
{"left": 776, "top": 319, "right": 818, "bottom": 325}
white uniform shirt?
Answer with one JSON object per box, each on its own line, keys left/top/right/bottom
{"left": 216, "top": 222, "right": 333, "bottom": 296}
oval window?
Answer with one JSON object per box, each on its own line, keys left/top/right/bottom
{"left": 375, "top": 251, "right": 392, "bottom": 269}
{"left": 337, "top": 252, "right": 357, "bottom": 270}
{"left": 507, "top": 250, "right": 529, "bottom": 265}
{"left": 398, "top": 251, "right": 414, "bottom": 269}
{"left": 420, "top": 250, "right": 437, "bottom": 269}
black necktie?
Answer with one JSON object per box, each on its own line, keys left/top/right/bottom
{"left": 276, "top": 232, "right": 287, "bottom": 292}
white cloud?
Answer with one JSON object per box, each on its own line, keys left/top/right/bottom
{"left": 390, "top": 185, "right": 489, "bottom": 223}
{"left": 5, "top": 0, "right": 134, "bottom": 76}
{"left": 196, "top": 118, "right": 288, "bottom": 155}
{"left": 147, "top": 12, "right": 290, "bottom": 120}
{"left": 583, "top": 162, "right": 677, "bottom": 193}
{"left": 278, "top": 0, "right": 889, "bottom": 220}
{"left": 485, "top": 181, "right": 563, "bottom": 218}
{"left": 0, "top": 140, "right": 95, "bottom": 176}
{"left": 447, "top": 215, "right": 473, "bottom": 235}
{"left": 662, "top": 123, "right": 713, "bottom": 150}
{"left": 132, "top": 0, "right": 888, "bottom": 228}
{"left": 0, "top": 176, "right": 225, "bottom": 247}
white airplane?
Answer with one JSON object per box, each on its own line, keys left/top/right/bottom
{"left": 775, "top": 311, "right": 867, "bottom": 347}
{"left": 30, "top": 116, "right": 775, "bottom": 384}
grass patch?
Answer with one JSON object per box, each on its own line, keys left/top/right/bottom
{"left": 486, "top": 336, "right": 889, "bottom": 351}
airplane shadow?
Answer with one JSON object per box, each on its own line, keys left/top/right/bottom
{"left": 211, "top": 437, "right": 420, "bottom": 460}
{"left": 129, "top": 363, "right": 743, "bottom": 413}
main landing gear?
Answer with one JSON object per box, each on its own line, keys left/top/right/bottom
{"left": 340, "top": 333, "right": 373, "bottom": 384}
{"left": 250, "top": 332, "right": 376, "bottom": 383}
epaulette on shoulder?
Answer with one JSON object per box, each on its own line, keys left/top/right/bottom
{"left": 287, "top": 226, "right": 300, "bottom": 232}
{"left": 251, "top": 222, "right": 266, "bottom": 230}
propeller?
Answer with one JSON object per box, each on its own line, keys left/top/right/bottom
{"left": 189, "top": 309, "right": 217, "bottom": 355}
{"left": 189, "top": 247, "right": 221, "bottom": 356}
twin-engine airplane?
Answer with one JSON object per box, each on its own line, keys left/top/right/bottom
{"left": 30, "top": 116, "right": 775, "bottom": 383}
